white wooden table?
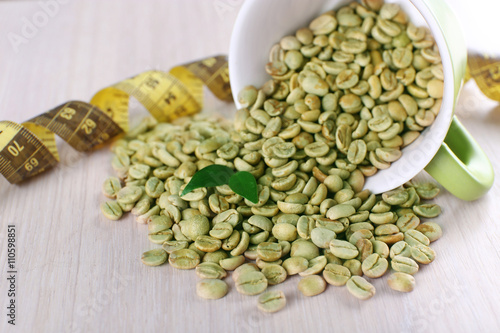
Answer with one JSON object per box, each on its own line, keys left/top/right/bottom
{"left": 1, "top": 1, "right": 499, "bottom": 332}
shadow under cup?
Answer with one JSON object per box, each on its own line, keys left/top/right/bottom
{"left": 229, "top": 0, "right": 494, "bottom": 200}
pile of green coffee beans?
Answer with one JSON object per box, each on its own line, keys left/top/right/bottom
{"left": 100, "top": 0, "right": 445, "bottom": 312}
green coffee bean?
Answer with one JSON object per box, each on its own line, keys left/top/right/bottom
{"left": 196, "top": 279, "right": 229, "bottom": 299}
{"left": 372, "top": 201, "right": 391, "bottom": 213}
{"left": 296, "top": 216, "right": 314, "bottom": 240}
{"left": 375, "top": 224, "right": 403, "bottom": 244}
{"left": 343, "top": 259, "right": 363, "bottom": 276}
{"left": 179, "top": 215, "right": 210, "bottom": 241}
{"left": 238, "top": 86, "right": 258, "bottom": 108}
{"left": 219, "top": 255, "right": 245, "bottom": 271}
{"left": 148, "top": 229, "right": 173, "bottom": 244}
{"left": 230, "top": 231, "right": 250, "bottom": 256}
{"left": 392, "top": 47, "right": 413, "bottom": 68}
{"left": 102, "top": 177, "right": 122, "bottom": 199}
{"left": 347, "top": 140, "right": 367, "bottom": 164}
{"left": 272, "top": 223, "right": 297, "bottom": 242}
{"left": 372, "top": 240, "right": 390, "bottom": 259}
{"left": 164, "top": 204, "right": 181, "bottom": 223}
{"left": 298, "top": 256, "right": 327, "bottom": 277}
{"left": 296, "top": 27, "right": 314, "bottom": 44}
{"left": 128, "top": 164, "right": 151, "bottom": 179}
{"left": 162, "top": 240, "right": 189, "bottom": 254}
{"left": 282, "top": 256, "right": 309, "bottom": 275}
{"left": 387, "top": 272, "right": 415, "bottom": 292}
{"left": 323, "top": 249, "right": 342, "bottom": 265}
{"left": 222, "top": 230, "right": 241, "bottom": 251}
{"left": 368, "top": 115, "right": 392, "bottom": 132}
{"left": 335, "top": 124, "right": 352, "bottom": 154}
{"left": 202, "top": 249, "right": 228, "bottom": 264}
{"left": 257, "top": 242, "right": 283, "bottom": 262}
{"left": 389, "top": 241, "right": 412, "bottom": 259}
{"left": 277, "top": 201, "right": 305, "bottom": 214}
{"left": 346, "top": 276, "right": 376, "bottom": 300}
{"left": 132, "top": 195, "right": 152, "bottom": 216}
{"left": 256, "top": 254, "right": 280, "bottom": 267}
{"left": 141, "top": 248, "right": 168, "bottom": 266}
{"left": 396, "top": 213, "right": 420, "bottom": 232}
{"left": 317, "top": 219, "right": 346, "bottom": 235}
{"left": 144, "top": 177, "right": 165, "bottom": 198}
{"left": 171, "top": 223, "right": 189, "bottom": 242}
{"left": 232, "top": 263, "right": 259, "bottom": 282}
{"left": 311, "top": 227, "right": 337, "bottom": 249}
{"left": 361, "top": 253, "right": 388, "bottom": 278}
{"left": 259, "top": 264, "right": 287, "bottom": 286}
{"left": 416, "top": 222, "right": 442, "bottom": 242}
{"left": 330, "top": 239, "right": 359, "bottom": 259}
{"left": 341, "top": 40, "right": 367, "bottom": 54}
{"left": 291, "top": 240, "right": 320, "bottom": 260}
{"left": 356, "top": 238, "right": 373, "bottom": 262}
{"left": 427, "top": 79, "right": 444, "bottom": 98}
{"left": 209, "top": 222, "right": 233, "bottom": 240}
{"left": 248, "top": 215, "right": 273, "bottom": 232}
{"left": 404, "top": 229, "right": 430, "bottom": 247}
{"left": 195, "top": 262, "right": 227, "bottom": 279}
{"left": 400, "top": 187, "right": 420, "bottom": 208}
{"left": 101, "top": 201, "right": 124, "bottom": 221}
{"left": 413, "top": 204, "right": 442, "bottom": 218}
{"left": 326, "top": 204, "right": 356, "bottom": 220}
{"left": 181, "top": 187, "right": 206, "bottom": 202}
{"left": 257, "top": 290, "right": 287, "bottom": 313}
{"left": 348, "top": 209, "right": 369, "bottom": 223}
{"left": 309, "top": 14, "right": 337, "bottom": 35}
{"left": 298, "top": 275, "right": 327, "bottom": 297}
{"left": 278, "top": 241, "right": 292, "bottom": 256}
{"left": 167, "top": 194, "right": 187, "bottom": 210}
{"left": 382, "top": 188, "right": 409, "bottom": 205}
{"left": 169, "top": 249, "right": 200, "bottom": 269}
{"left": 415, "top": 182, "right": 441, "bottom": 199}
{"left": 336, "top": 69, "right": 359, "bottom": 90}
{"left": 302, "top": 75, "right": 329, "bottom": 96}
{"left": 188, "top": 243, "right": 204, "bottom": 263}
{"left": 391, "top": 255, "right": 419, "bottom": 275}
{"left": 410, "top": 243, "right": 436, "bottom": 264}
{"left": 195, "top": 235, "right": 222, "bottom": 253}
{"left": 323, "top": 263, "right": 351, "bottom": 286}
{"left": 235, "top": 271, "right": 268, "bottom": 295}
{"left": 116, "top": 186, "right": 143, "bottom": 205}
{"left": 112, "top": 153, "right": 130, "bottom": 176}
{"left": 338, "top": 12, "right": 362, "bottom": 27}
{"left": 349, "top": 229, "right": 373, "bottom": 245}
{"left": 369, "top": 212, "right": 395, "bottom": 225}
{"left": 376, "top": 147, "right": 402, "bottom": 163}
{"left": 213, "top": 209, "right": 241, "bottom": 227}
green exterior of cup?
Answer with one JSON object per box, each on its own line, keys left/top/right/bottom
{"left": 421, "top": 0, "right": 494, "bottom": 200}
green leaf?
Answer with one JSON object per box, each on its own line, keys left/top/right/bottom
{"left": 228, "top": 171, "right": 258, "bottom": 204}
{"left": 181, "top": 165, "right": 234, "bottom": 197}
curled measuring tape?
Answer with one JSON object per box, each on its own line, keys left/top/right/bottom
{"left": 0, "top": 55, "right": 232, "bottom": 184}
{"left": 467, "top": 52, "right": 500, "bottom": 101}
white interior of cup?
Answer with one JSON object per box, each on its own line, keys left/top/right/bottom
{"left": 229, "top": 0, "right": 454, "bottom": 194}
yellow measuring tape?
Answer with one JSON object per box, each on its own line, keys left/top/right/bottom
{"left": 467, "top": 52, "right": 500, "bottom": 101}
{"left": 0, "top": 55, "right": 231, "bottom": 184}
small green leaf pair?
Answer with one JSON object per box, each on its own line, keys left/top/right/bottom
{"left": 181, "top": 165, "right": 258, "bottom": 204}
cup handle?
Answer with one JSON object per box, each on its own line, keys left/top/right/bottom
{"left": 424, "top": 116, "right": 494, "bottom": 201}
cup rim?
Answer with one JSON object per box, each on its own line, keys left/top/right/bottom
{"left": 229, "top": 0, "right": 458, "bottom": 194}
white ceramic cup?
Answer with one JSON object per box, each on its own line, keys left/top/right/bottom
{"left": 229, "top": 0, "right": 494, "bottom": 200}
